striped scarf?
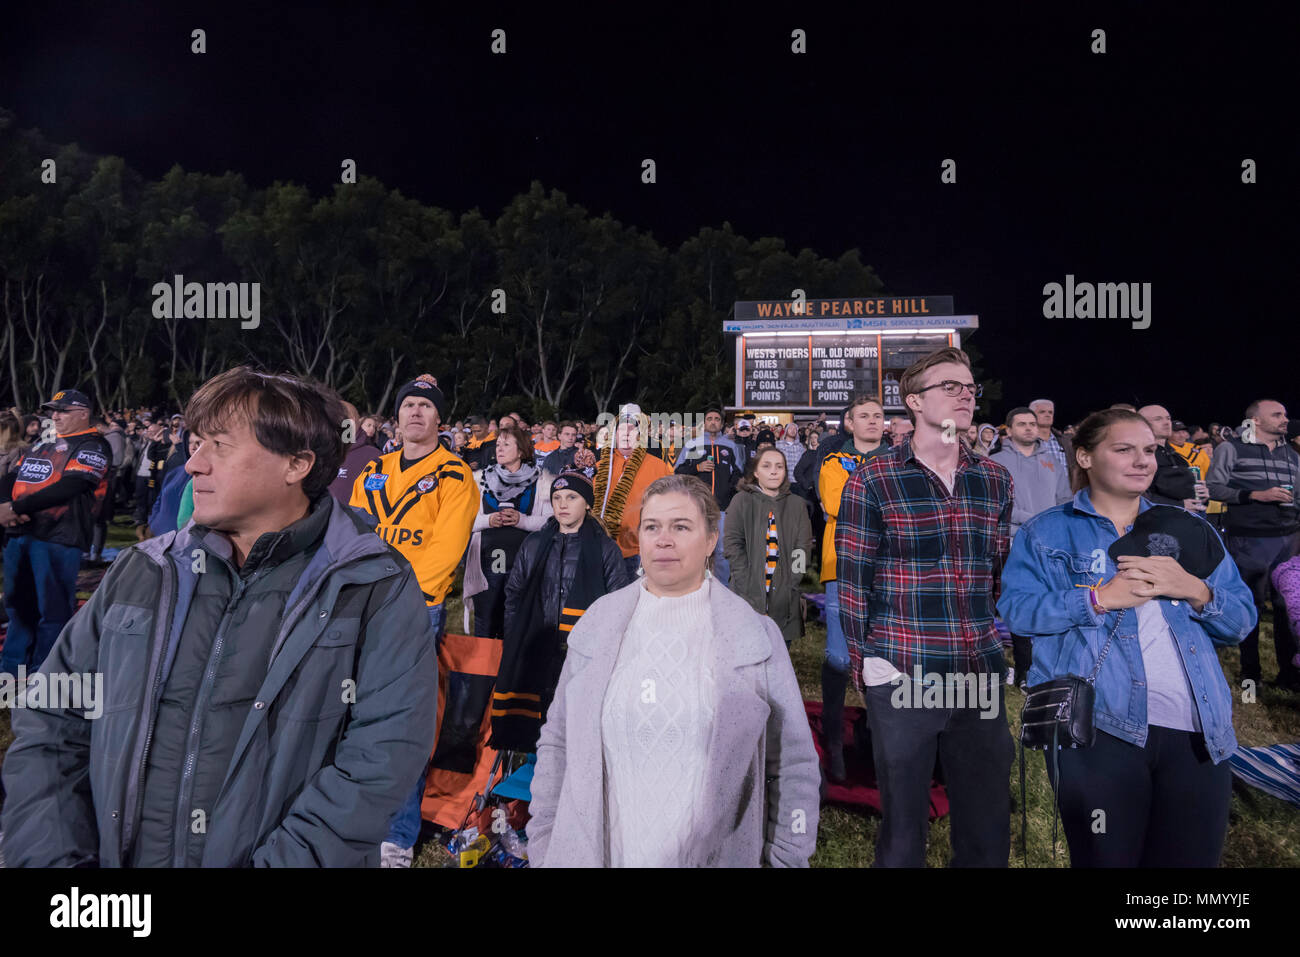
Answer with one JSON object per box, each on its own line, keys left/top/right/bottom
{"left": 764, "top": 509, "right": 779, "bottom": 594}
{"left": 593, "top": 446, "right": 646, "bottom": 540}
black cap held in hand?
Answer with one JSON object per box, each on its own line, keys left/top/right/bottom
{"left": 1108, "top": 505, "right": 1225, "bottom": 579}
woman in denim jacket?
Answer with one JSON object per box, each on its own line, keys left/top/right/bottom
{"left": 999, "top": 409, "right": 1255, "bottom": 867}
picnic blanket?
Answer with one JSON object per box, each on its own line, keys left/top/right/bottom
{"left": 1229, "top": 742, "right": 1300, "bottom": 808}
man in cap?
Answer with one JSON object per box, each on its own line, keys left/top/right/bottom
{"left": 0, "top": 389, "right": 112, "bottom": 676}
{"left": 593, "top": 403, "right": 673, "bottom": 580}
{"left": 348, "top": 375, "right": 480, "bottom": 866}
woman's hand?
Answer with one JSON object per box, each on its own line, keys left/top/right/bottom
{"left": 488, "top": 512, "right": 503, "bottom": 528}
{"left": 1095, "top": 572, "right": 1152, "bottom": 611}
{"left": 1114, "top": 555, "right": 1211, "bottom": 607}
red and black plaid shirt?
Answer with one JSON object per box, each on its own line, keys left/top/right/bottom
{"left": 835, "top": 437, "right": 1012, "bottom": 684}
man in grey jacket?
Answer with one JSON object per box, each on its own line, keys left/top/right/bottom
{"left": 990, "top": 407, "right": 1072, "bottom": 687}
{"left": 1, "top": 367, "right": 437, "bottom": 867}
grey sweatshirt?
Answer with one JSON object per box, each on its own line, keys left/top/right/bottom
{"left": 990, "top": 439, "right": 1072, "bottom": 535}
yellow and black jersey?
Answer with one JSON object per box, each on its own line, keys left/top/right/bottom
{"left": 819, "top": 444, "right": 891, "bottom": 582}
{"left": 349, "top": 444, "right": 480, "bottom": 606}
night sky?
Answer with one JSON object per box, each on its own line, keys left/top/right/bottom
{"left": 2, "top": 1, "right": 1296, "bottom": 426}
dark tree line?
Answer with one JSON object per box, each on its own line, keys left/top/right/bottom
{"left": 1, "top": 108, "right": 910, "bottom": 420}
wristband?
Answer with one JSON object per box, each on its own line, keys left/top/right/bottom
{"left": 1089, "top": 585, "right": 1109, "bottom": 615}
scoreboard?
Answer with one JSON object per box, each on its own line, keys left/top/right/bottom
{"left": 726, "top": 298, "right": 979, "bottom": 413}
{"left": 741, "top": 335, "right": 880, "bottom": 406}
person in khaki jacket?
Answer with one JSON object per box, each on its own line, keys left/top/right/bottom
{"left": 528, "top": 474, "right": 821, "bottom": 867}
{"left": 724, "top": 447, "right": 814, "bottom": 645}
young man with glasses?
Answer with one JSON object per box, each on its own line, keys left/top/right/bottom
{"left": 835, "top": 348, "right": 1015, "bottom": 866}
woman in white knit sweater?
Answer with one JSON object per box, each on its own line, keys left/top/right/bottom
{"left": 528, "top": 474, "right": 822, "bottom": 867}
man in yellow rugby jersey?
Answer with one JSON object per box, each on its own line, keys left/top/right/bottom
{"left": 349, "top": 375, "right": 479, "bottom": 867}
{"left": 818, "top": 394, "right": 891, "bottom": 782}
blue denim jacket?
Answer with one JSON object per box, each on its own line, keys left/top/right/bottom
{"left": 997, "top": 488, "right": 1256, "bottom": 763}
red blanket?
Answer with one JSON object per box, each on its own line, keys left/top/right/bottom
{"left": 805, "top": 700, "right": 949, "bottom": 821}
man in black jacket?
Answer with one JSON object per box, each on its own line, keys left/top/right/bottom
{"left": 1139, "top": 404, "right": 1200, "bottom": 508}
{"left": 542, "top": 422, "right": 582, "bottom": 477}
{"left": 674, "top": 409, "right": 742, "bottom": 586}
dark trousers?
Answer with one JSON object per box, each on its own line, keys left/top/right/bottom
{"left": 1011, "top": 636, "right": 1033, "bottom": 681}
{"left": 1226, "top": 532, "right": 1300, "bottom": 683}
{"left": 0, "top": 536, "right": 81, "bottom": 676}
{"left": 863, "top": 680, "right": 1014, "bottom": 867}
{"left": 471, "top": 572, "right": 509, "bottom": 638}
{"left": 1048, "top": 726, "right": 1232, "bottom": 867}
{"left": 133, "top": 474, "right": 153, "bottom": 526}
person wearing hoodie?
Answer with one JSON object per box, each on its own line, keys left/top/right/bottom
{"left": 724, "top": 447, "right": 814, "bottom": 645}
{"left": 328, "top": 400, "right": 383, "bottom": 503}
{"left": 990, "top": 407, "right": 1073, "bottom": 687}
{"left": 491, "top": 455, "right": 629, "bottom": 753}
{"left": 990, "top": 408, "right": 1073, "bottom": 540}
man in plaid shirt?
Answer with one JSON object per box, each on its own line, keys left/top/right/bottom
{"left": 836, "top": 347, "right": 1015, "bottom": 867}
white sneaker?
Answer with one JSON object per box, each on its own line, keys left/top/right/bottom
{"left": 1005, "top": 667, "right": 1015, "bottom": 686}
{"left": 380, "top": 841, "right": 413, "bottom": 868}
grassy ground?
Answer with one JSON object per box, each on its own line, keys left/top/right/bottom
{"left": 3, "top": 538, "right": 1298, "bottom": 867}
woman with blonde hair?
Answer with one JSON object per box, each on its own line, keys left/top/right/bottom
{"left": 528, "top": 474, "right": 821, "bottom": 867}
{"left": 999, "top": 408, "right": 1255, "bottom": 866}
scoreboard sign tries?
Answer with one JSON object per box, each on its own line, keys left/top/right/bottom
{"left": 726, "top": 297, "right": 978, "bottom": 413}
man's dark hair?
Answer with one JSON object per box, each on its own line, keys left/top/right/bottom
{"left": 185, "top": 366, "right": 346, "bottom": 500}
{"left": 1005, "top": 406, "right": 1036, "bottom": 427}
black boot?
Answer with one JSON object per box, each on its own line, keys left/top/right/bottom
{"left": 821, "top": 662, "right": 849, "bottom": 783}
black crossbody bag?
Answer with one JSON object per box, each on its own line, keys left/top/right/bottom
{"left": 1017, "top": 608, "right": 1127, "bottom": 863}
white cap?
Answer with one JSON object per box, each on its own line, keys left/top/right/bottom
{"left": 617, "top": 403, "right": 643, "bottom": 423}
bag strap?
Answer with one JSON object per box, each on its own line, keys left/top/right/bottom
{"left": 1019, "top": 737, "right": 1028, "bottom": 866}
{"left": 1084, "top": 607, "right": 1128, "bottom": 685}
